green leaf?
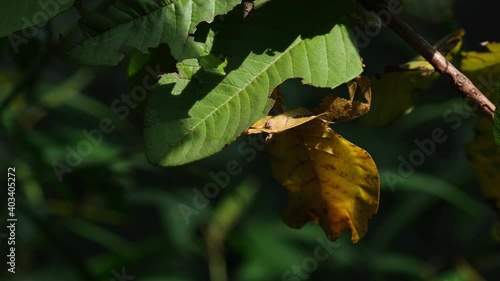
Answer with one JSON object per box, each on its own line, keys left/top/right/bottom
{"left": 199, "top": 55, "right": 228, "bottom": 76}
{"left": 144, "top": 0, "right": 362, "bottom": 166}
{"left": 0, "top": 0, "right": 74, "bottom": 38}
{"left": 63, "top": 0, "right": 242, "bottom": 65}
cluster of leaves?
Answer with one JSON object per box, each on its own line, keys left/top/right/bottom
{"left": 2, "top": 0, "right": 500, "bottom": 244}
{"left": 66, "top": 0, "right": 380, "bottom": 242}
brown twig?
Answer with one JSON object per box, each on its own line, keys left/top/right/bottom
{"left": 358, "top": 0, "right": 496, "bottom": 120}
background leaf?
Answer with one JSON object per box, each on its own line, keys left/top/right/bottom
{"left": 0, "top": 0, "right": 74, "bottom": 37}
{"left": 358, "top": 30, "right": 464, "bottom": 126}
{"left": 357, "top": 70, "right": 439, "bottom": 126}
{"left": 461, "top": 42, "right": 500, "bottom": 216}
{"left": 402, "top": 0, "right": 455, "bottom": 23}
{"left": 466, "top": 117, "right": 500, "bottom": 218}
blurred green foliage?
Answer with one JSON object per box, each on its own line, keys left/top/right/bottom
{"left": 0, "top": 1, "right": 499, "bottom": 281}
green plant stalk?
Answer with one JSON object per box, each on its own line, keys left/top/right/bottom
{"left": 204, "top": 180, "right": 260, "bottom": 281}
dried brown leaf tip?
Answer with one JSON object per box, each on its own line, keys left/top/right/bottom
{"left": 316, "top": 76, "right": 371, "bottom": 123}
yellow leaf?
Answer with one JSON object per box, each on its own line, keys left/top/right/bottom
{"left": 358, "top": 71, "right": 439, "bottom": 126}
{"left": 462, "top": 43, "right": 500, "bottom": 217}
{"left": 244, "top": 107, "right": 323, "bottom": 134}
{"left": 465, "top": 117, "right": 500, "bottom": 217}
{"left": 357, "top": 30, "right": 464, "bottom": 126}
{"left": 267, "top": 119, "right": 380, "bottom": 242}
{"left": 461, "top": 42, "right": 500, "bottom": 72}
{"left": 460, "top": 42, "right": 500, "bottom": 102}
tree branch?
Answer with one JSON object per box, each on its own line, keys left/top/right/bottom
{"left": 358, "top": 0, "right": 496, "bottom": 120}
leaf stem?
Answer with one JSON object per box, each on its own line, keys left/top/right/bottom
{"left": 358, "top": 0, "right": 496, "bottom": 120}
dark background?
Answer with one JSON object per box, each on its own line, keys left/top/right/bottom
{"left": 0, "top": 0, "right": 499, "bottom": 280}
